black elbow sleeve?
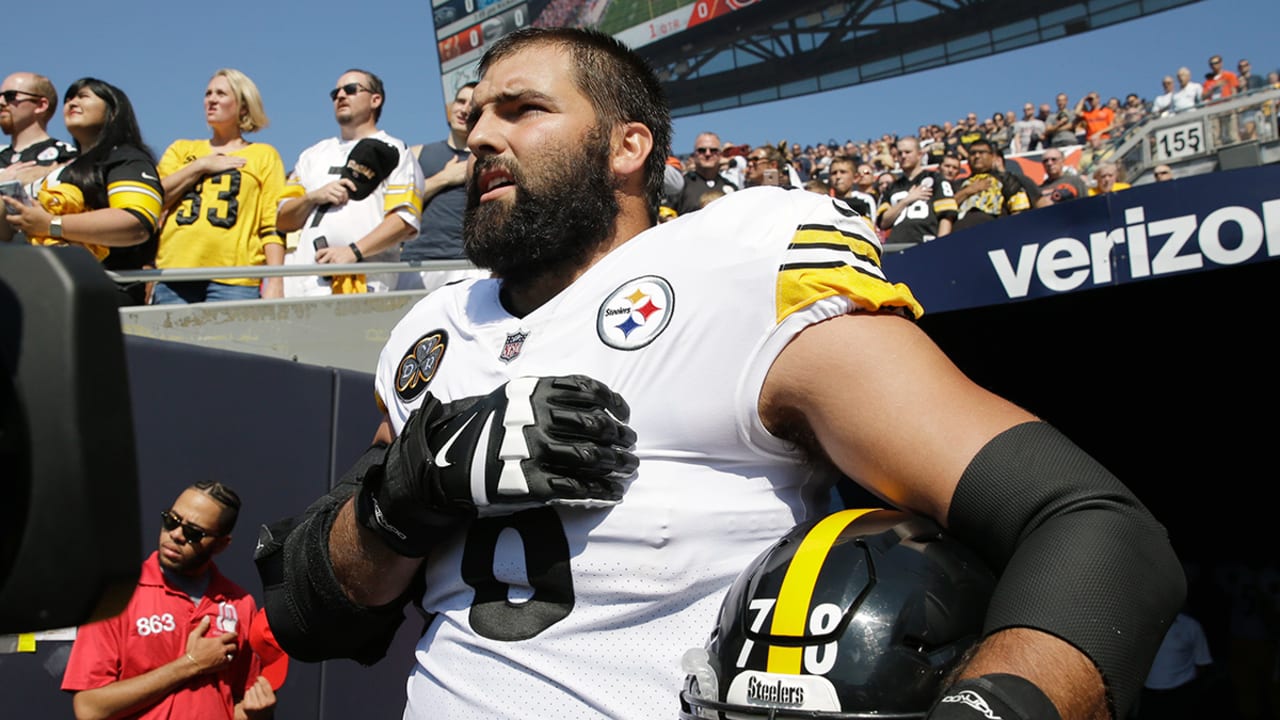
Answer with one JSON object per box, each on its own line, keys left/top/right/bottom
{"left": 947, "top": 422, "right": 1186, "bottom": 720}
{"left": 255, "top": 445, "right": 418, "bottom": 665}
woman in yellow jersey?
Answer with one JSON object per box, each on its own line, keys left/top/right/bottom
{"left": 150, "top": 68, "right": 287, "bottom": 303}
{"left": 0, "top": 77, "right": 163, "bottom": 306}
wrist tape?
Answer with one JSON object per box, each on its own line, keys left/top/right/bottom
{"left": 929, "top": 674, "right": 1061, "bottom": 720}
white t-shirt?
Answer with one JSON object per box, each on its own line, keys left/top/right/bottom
{"left": 1171, "top": 82, "right": 1203, "bottom": 113}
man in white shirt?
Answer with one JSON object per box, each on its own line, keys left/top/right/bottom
{"left": 278, "top": 69, "right": 423, "bottom": 296}
{"left": 1151, "top": 76, "right": 1176, "bottom": 116}
{"left": 1171, "top": 67, "right": 1203, "bottom": 113}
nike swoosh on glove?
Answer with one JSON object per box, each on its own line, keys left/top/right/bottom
{"left": 358, "top": 375, "right": 639, "bottom": 556}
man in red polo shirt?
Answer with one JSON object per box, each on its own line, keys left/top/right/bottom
{"left": 62, "top": 481, "right": 276, "bottom": 720}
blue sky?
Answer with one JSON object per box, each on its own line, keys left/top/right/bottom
{"left": 5, "top": 0, "right": 1277, "bottom": 167}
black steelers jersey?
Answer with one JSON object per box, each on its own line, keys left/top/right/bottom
{"left": 877, "top": 171, "right": 957, "bottom": 246}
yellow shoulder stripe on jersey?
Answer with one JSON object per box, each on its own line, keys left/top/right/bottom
{"left": 107, "top": 180, "right": 163, "bottom": 227}
{"left": 766, "top": 508, "right": 878, "bottom": 674}
{"left": 383, "top": 183, "right": 424, "bottom": 215}
{"left": 778, "top": 225, "right": 923, "bottom": 322}
{"left": 932, "top": 197, "right": 958, "bottom": 214}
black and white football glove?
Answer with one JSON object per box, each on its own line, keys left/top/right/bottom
{"left": 357, "top": 375, "right": 638, "bottom": 556}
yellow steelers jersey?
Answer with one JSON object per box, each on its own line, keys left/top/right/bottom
{"left": 154, "top": 139, "right": 288, "bottom": 286}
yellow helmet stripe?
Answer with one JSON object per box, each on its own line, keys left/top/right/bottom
{"left": 766, "top": 508, "right": 877, "bottom": 673}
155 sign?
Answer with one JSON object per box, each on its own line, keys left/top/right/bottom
{"left": 1153, "top": 121, "right": 1205, "bottom": 162}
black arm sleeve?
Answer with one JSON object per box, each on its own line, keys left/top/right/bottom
{"left": 946, "top": 421, "right": 1185, "bottom": 720}
{"left": 255, "top": 444, "right": 424, "bottom": 665}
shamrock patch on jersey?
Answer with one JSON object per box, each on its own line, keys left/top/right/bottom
{"left": 395, "top": 330, "right": 448, "bottom": 402}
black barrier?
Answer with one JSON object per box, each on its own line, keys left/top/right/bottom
{"left": 4, "top": 337, "right": 416, "bottom": 720}
{"left": 885, "top": 163, "right": 1280, "bottom": 313}
{"left": 885, "top": 164, "right": 1280, "bottom": 564}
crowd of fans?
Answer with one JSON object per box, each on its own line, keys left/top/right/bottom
{"left": 1, "top": 53, "right": 1277, "bottom": 304}
{"left": 662, "top": 53, "right": 1279, "bottom": 246}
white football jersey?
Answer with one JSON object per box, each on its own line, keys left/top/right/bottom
{"left": 373, "top": 186, "right": 922, "bottom": 719}
{"left": 282, "top": 131, "right": 423, "bottom": 294}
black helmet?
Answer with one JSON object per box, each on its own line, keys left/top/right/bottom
{"left": 680, "top": 508, "right": 995, "bottom": 719}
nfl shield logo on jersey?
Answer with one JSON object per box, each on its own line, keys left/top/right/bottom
{"left": 500, "top": 330, "right": 529, "bottom": 363}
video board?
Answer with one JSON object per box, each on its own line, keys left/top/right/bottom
{"left": 431, "top": 0, "right": 762, "bottom": 101}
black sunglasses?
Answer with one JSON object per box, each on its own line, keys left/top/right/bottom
{"left": 329, "top": 83, "right": 371, "bottom": 102}
{"left": 694, "top": 147, "right": 720, "bottom": 155}
{"left": 160, "top": 509, "right": 221, "bottom": 543}
{"left": 0, "top": 90, "right": 40, "bottom": 105}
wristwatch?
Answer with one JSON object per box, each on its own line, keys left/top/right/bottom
{"left": 49, "top": 216, "right": 63, "bottom": 239}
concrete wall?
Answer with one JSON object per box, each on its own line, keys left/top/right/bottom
{"left": 119, "top": 290, "right": 430, "bottom": 374}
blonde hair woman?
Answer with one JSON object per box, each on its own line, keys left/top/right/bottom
{"left": 152, "top": 68, "right": 287, "bottom": 303}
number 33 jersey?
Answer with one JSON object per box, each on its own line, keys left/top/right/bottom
{"left": 154, "top": 139, "right": 289, "bottom": 285}
{"left": 373, "top": 187, "right": 923, "bottom": 719}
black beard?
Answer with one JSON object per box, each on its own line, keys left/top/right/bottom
{"left": 463, "top": 127, "right": 619, "bottom": 286}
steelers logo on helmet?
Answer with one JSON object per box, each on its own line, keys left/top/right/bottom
{"left": 597, "top": 275, "right": 674, "bottom": 351}
{"left": 395, "top": 330, "right": 448, "bottom": 402}
{"left": 679, "top": 508, "right": 995, "bottom": 720}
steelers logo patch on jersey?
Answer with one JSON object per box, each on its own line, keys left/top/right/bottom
{"left": 395, "top": 330, "right": 448, "bottom": 402}
{"left": 597, "top": 275, "right": 674, "bottom": 351}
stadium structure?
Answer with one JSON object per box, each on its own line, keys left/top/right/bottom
{"left": 7, "top": 3, "right": 1280, "bottom": 719}
{"left": 431, "top": 0, "right": 1204, "bottom": 116}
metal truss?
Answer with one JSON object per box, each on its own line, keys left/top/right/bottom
{"left": 642, "top": 0, "right": 1201, "bottom": 117}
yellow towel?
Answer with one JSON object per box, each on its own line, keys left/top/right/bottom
{"left": 28, "top": 184, "right": 110, "bottom": 261}
{"left": 330, "top": 274, "right": 367, "bottom": 294}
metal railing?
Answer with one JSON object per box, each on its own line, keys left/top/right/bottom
{"left": 106, "top": 258, "right": 479, "bottom": 284}
{"left": 1109, "top": 85, "right": 1280, "bottom": 183}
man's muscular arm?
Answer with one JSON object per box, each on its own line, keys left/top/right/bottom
{"left": 71, "top": 617, "right": 237, "bottom": 720}
{"left": 761, "top": 312, "right": 1182, "bottom": 720}
{"left": 328, "top": 417, "right": 424, "bottom": 607}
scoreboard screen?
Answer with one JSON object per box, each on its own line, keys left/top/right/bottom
{"left": 432, "top": 0, "right": 763, "bottom": 101}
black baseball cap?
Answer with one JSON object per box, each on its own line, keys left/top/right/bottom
{"left": 341, "top": 138, "right": 399, "bottom": 201}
